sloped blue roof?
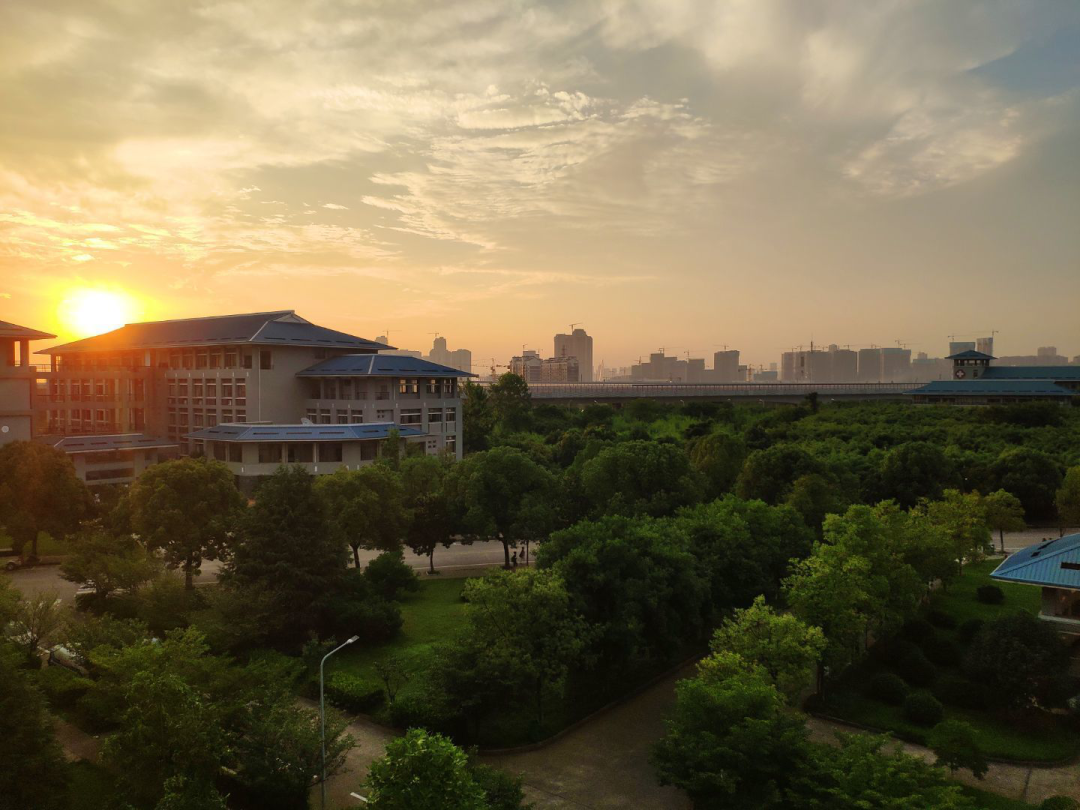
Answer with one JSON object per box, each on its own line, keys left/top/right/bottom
{"left": 187, "top": 422, "right": 426, "bottom": 442}
{"left": 41, "top": 311, "right": 388, "bottom": 354}
{"left": 982, "top": 366, "right": 1080, "bottom": 381}
{"left": 50, "top": 433, "right": 178, "bottom": 453}
{"left": 992, "top": 534, "right": 1080, "bottom": 588}
{"left": 906, "top": 380, "right": 1073, "bottom": 396}
{"left": 946, "top": 350, "right": 995, "bottom": 360}
{"left": 0, "top": 320, "right": 55, "bottom": 341}
{"left": 297, "top": 354, "right": 476, "bottom": 378}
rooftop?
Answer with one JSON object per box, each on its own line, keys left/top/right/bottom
{"left": 906, "top": 380, "right": 1074, "bottom": 397}
{"left": 297, "top": 354, "right": 477, "bottom": 378}
{"left": 49, "top": 433, "right": 179, "bottom": 454}
{"left": 992, "top": 534, "right": 1080, "bottom": 589}
{"left": 0, "top": 320, "right": 56, "bottom": 341}
{"left": 945, "top": 350, "right": 996, "bottom": 360}
{"left": 40, "top": 311, "right": 390, "bottom": 354}
{"left": 186, "top": 422, "right": 427, "bottom": 442}
{"left": 981, "top": 366, "right": 1080, "bottom": 381}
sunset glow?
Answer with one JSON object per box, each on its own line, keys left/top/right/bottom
{"left": 59, "top": 288, "right": 137, "bottom": 338}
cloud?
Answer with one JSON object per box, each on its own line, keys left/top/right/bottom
{"left": 321, "top": 203, "right": 349, "bottom": 210}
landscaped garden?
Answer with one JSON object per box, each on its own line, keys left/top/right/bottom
{"left": 818, "top": 558, "right": 1080, "bottom": 762}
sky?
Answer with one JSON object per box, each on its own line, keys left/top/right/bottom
{"left": 2, "top": 0, "right": 1079, "bottom": 370}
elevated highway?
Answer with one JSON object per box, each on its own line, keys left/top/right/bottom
{"left": 481, "top": 381, "right": 920, "bottom": 405}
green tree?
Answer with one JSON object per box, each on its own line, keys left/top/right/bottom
{"left": 401, "top": 455, "right": 454, "bottom": 573}
{"left": 964, "top": 612, "right": 1069, "bottom": 709}
{"left": 922, "top": 489, "right": 991, "bottom": 575}
{"left": 0, "top": 646, "right": 68, "bottom": 810}
{"left": 225, "top": 466, "right": 347, "bottom": 643}
{"left": 928, "top": 719, "right": 989, "bottom": 779}
{"left": 461, "top": 380, "right": 496, "bottom": 453}
{"left": 788, "top": 732, "right": 973, "bottom": 808}
{"left": 984, "top": 489, "right": 1026, "bottom": 552}
{"left": 991, "top": 448, "right": 1062, "bottom": 521}
{"left": 316, "top": 465, "right": 407, "bottom": 567}
{"left": 651, "top": 651, "right": 810, "bottom": 809}
{"left": 580, "top": 439, "right": 703, "bottom": 518}
{"left": 0, "top": 440, "right": 90, "bottom": 558}
{"left": 60, "top": 524, "right": 160, "bottom": 599}
{"left": 736, "top": 444, "right": 822, "bottom": 504}
{"left": 462, "top": 569, "right": 588, "bottom": 726}
{"left": 7, "top": 591, "right": 65, "bottom": 655}
{"left": 154, "top": 776, "right": 228, "bottom": 810}
{"left": 785, "top": 473, "right": 844, "bottom": 534}
{"left": 1056, "top": 467, "right": 1080, "bottom": 535}
{"left": 874, "top": 501, "right": 955, "bottom": 591}
{"left": 128, "top": 456, "right": 246, "bottom": 589}
{"left": 687, "top": 431, "right": 746, "bottom": 499}
{"left": 366, "top": 728, "right": 488, "bottom": 810}
{"left": 709, "top": 595, "right": 825, "bottom": 703}
{"left": 488, "top": 372, "right": 532, "bottom": 433}
{"left": 879, "top": 441, "right": 957, "bottom": 509}
{"left": 446, "top": 447, "right": 556, "bottom": 568}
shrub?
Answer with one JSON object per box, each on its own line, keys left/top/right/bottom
{"left": 965, "top": 612, "right": 1069, "bottom": 708}
{"left": 900, "top": 618, "right": 936, "bottom": 642}
{"left": 868, "top": 673, "right": 908, "bottom": 706}
{"left": 957, "top": 618, "right": 984, "bottom": 644}
{"left": 36, "top": 665, "right": 92, "bottom": 710}
{"left": 903, "top": 691, "right": 944, "bottom": 726}
{"left": 469, "top": 763, "right": 529, "bottom": 810}
{"left": 870, "top": 636, "right": 918, "bottom": 667}
{"left": 1041, "top": 798, "right": 1080, "bottom": 810}
{"left": 926, "top": 609, "right": 957, "bottom": 630}
{"left": 921, "top": 636, "right": 962, "bottom": 667}
{"left": 324, "top": 672, "right": 385, "bottom": 714}
{"left": 934, "top": 676, "right": 991, "bottom": 711}
{"left": 898, "top": 650, "right": 938, "bottom": 688}
{"left": 324, "top": 583, "right": 403, "bottom": 643}
{"left": 364, "top": 551, "right": 421, "bottom": 601}
{"left": 976, "top": 585, "right": 1004, "bottom": 605}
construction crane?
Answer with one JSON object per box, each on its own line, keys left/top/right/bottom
{"left": 429, "top": 332, "right": 440, "bottom": 340}
{"left": 569, "top": 322, "right": 581, "bottom": 332}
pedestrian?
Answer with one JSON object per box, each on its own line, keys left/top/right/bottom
{"left": 511, "top": 550, "right": 518, "bottom": 569}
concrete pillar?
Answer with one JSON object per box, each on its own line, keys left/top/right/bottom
{"left": 19, "top": 340, "right": 29, "bottom": 367}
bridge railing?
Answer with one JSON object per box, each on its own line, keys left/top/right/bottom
{"left": 477, "top": 381, "right": 922, "bottom": 398}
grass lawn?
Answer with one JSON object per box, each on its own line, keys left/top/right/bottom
{"left": 959, "top": 786, "right": 1035, "bottom": 809}
{"left": 821, "top": 556, "right": 1080, "bottom": 763}
{"left": 329, "top": 576, "right": 468, "bottom": 687}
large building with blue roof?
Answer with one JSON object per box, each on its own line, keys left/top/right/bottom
{"left": 31, "top": 310, "right": 473, "bottom": 486}
{"left": 907, "top": 350, "right": 1080, "bottom": 405}
{"left": 992, "top": 533, "right": 1080, "bottom": 638}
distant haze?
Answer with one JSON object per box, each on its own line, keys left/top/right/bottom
{"left": 1, "top": 1, "right": 1078, "bottom": 367}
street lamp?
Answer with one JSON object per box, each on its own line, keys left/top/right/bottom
{"left": 320, "top": 635, "right": 359, "bottom": 809}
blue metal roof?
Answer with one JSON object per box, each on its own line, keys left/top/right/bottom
{"left": 297, "top": 354, "right": 476, "bottom": 378}
{"left": 0, "top": 320, "right": 55, "bottom": 340}
{"left": 992, "top": 534, "right": 1080, "bottom": 589}
{"left": 906, "top": 380, "right": 1073, "bottom": 396}
{"left": 946, "top": 350, "right": 995, "bottom": 360}
{"left": 41, "top": 311, "right": 388, "bottom": 354}
{"left": 50, "top": 433, "right": 178, "bottom": 453}
{"left": 186, "top": 422, "right": 426, "bottom": 442}
{"left": 981, "top": 366, "right": 1080, "bottom": 381}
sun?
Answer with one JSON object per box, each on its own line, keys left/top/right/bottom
{"left": 59, "top": 288, "right": 137, "bottom": 337}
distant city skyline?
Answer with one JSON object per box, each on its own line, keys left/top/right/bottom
{"left": 2, "top": 1, "right": 1078, "bottom": 368}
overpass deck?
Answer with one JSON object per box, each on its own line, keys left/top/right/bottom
{"left": 481, "top": 381, "right": 920, "bottom": 403}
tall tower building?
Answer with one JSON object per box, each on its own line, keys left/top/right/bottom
{"left": 713, "top": 350, "right": 741, "bottom": 382}
{"left": 554, "top": 328, "right": 593, "bottom": 382}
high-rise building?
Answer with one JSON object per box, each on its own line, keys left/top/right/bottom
{"left": 857, "top": 348, "right": 882, "bottom": 382}
{"left": 781, "top": 345, "right": 857, "bottom": 383}
{"left": 976, "top": 336, "right": 994, "bottom": 356}
{"left": 712, "top": 350, "right": 741, "bottom": 382}
{"left": 880, "top": 347, "right": 912, "bottom": 381}
{"left": 554, "top": 328, "right": 594, "bottom": 382}
{"left": 949, "top": 341, "right": 976, "bottom": 356}
{"left": 426, "top": 336, "right": 472, "bottom": 374}
{"left": 509, "top": 350, "right": 579, "bottom": 382}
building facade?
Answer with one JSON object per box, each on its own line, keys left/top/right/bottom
{"left": 554, "top": 328, "right": 594, "bottom": 382}
{"left": 908, "top": 350, "right": 1080, "bottom": 404}
{"left": 0, "top": 320, "right": 55, "bottom": 446}
{"left": 426, "top": 336, "right": 472, "bottom": 374}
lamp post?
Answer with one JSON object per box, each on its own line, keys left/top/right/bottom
{"left": 320, "top": 635, "right": 359, "bottom": 809}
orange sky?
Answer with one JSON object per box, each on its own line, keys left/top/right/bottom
{"left": 2, "top": 1, "right": 1079, "bottom": 368}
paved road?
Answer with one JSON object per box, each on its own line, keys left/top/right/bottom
{"left": 1, "top": 540, "right": 510, "bottom": 603}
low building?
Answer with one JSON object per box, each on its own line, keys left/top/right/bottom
{"left": 908, "top": 351, "right": 1080, "bottom": 404}
{"left": 992, "top": 534, "right": 1080, "bottom": 639}
{"left": 1, "top": 320, "right": 55, "bottom": 445}
{"left": 49, "top": 433, "right": 179, "bottom": 485}
{"left": 187, "top": 422, "right": 427, "bottom": 493}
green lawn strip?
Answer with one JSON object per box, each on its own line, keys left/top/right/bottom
{"left": 958, "top": 786, "right": 1035, "bottom": 809}
{"left": 822, "top": 558, "right": 1080, "bottom": 763}
{"left": 66, "top": 761, "right": 117, "bottom": 810}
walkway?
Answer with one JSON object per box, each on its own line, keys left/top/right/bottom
{"left": 807, "top": 716, "right": 1080, "bottom": 805}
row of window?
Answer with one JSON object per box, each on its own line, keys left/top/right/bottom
{"left": 302, "top": 406, "right": 458, "bottom": 425}
{"left": 306, "top": 378, "right": 457, "bottom": 399}
{"left": 47, "top": 409, "right": 144, "bottom": 431}
{"left": 164, "top": 349, "right": 272, "bottom": 371}
{"left": 167, "top": 378, "right": 247, "bottom": 405}
{"left": 49, "top": 379, "right": 145, "bottom": 401}
{"left": 167, "top": 408, "right": 247, "bottom": 431}
{"left": 206, "top": 435, "right": 457, "bottom": 466}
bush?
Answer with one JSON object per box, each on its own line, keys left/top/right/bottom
{"left": 976, "top": 585, "right": 1004, "bottom": 605}
{"left": 1041, "top": 798, "right": 1080, "bottom": 810}
{"left": 469, "top": 763, "right": 529, "bottom": 810}
{"left": 957, "top": 618, "right": 984, "bottom": 644}
{"left": 324, "top": 672, "right": 385, "bottom": 714}
{"left": 869, "top": 636, "right": 919, "bottom": 667}
{"left": 868, "top": 673, "right": 908, "bottom": 706}
{"left": 364, "top": 551, "right": 421, "bottom": 601}
{"left": 900, "top": 618, "right": 936, "bottom": 642}
{"left": 921, "top": 635, "right": 962, "bottom": 667}
{"left": 926, "top": 609, "right": 957, "bottom": 630}
{"left": 934, "top": 676, "right": 991, "bottom": 711}
{"left": 903, "top": 691, "right": 944, "bottom": 726}
{"left": 897, "top": 650, "right": 938, "bottom": 688}
{"left": 36, "top": 665, "right": 92, "bottom": 710}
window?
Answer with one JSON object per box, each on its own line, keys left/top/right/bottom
{"left": 442, "top": 379, "right": 453, "bottom": 394}
{"left": 193, "top": 381, "right": 204, "bottom": 398}
{"left": 213, "top": 443, "right": 227, "bottom": 461}
{"left": 426, "top": 379, "right": 438, "bottom": 394}
{"left": 444, "top": 407, "right": 457, "bottom": 423}
{"left": 320, "top": 409, "right": 332, "bottom": 424}
{"left": 225, "top": 350, "right": 237, "bottom": 369}
{"left": 235, "top": 382, "right": 246, "bottom": 402}
{"left": 349, "top": 410, "right": 364, "bottom": 424}
{"left": 196, "top": 352, "right": 208, "bottom": 369}
{"left": 207, "top": 414, "right": 218, "bottom": 428}
{"left": 258, "top": 443, "right": 282, "bottom": 464}
{"left": 242, "top": 353, "right": 253, "bottom": 369}
{"left": 259, "top": 350, "right": 272, "bottom": 370}
{"left": 306, "top": 409, "right": 318, "bottom": 422}
{"left": 205, "top": 381, "right": 217, "bottom": 400}
{"left": 209, "top": 352, "right": 221, "bottom": 369}
{"left": 427, "top": 408, "right": 443, "bottom": 423}
{"left": 221, "top": 381, "right": 233, "bottom": 403}
{"left": 234, "top": 411, "right": 246, "bottom": 423}
{"left": 229, "top": 444, "right": 243, "bottom": 463}
{"left": 182, "top": 352, "right": 194, "bottom": 370}
{"left": 221, "top": 409, "right": 233, "bottom": 422}
{"left": 287, "top": 443, "right": 314, "bottom": 463}
{"left": 194, "top": 413, "right": 205, "bottom": 428}
{"left": 445, "top": 436, "right": 456, "bottom": 454}
{"left": 400, "top": 409, "right": 422, "bottom": 425}
{"left": 318, "top": 443, "right": 343, "bottom": 463}
{"left": 360, "top": 441, "right": 378, "bottom": 461}
{"left": 376, "top": 409, "right": 393, "bottom": 422}
{"left": 337, "top": 413, "right": 350, "bottom": 424}
{"left": 177, "top": 381, "right": 189, "bottom": 397}
{"left": 168, "top": 381, "right": 177, "bottom": 397}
